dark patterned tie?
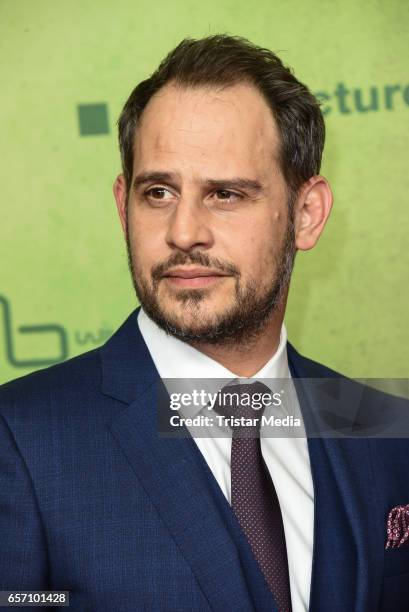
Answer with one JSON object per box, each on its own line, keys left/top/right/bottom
{"left": 215, "top": 382, "right": 292, "bottom": 612}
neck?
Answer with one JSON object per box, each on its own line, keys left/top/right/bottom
{"left": 190, "top": 311, "right": 284, "bottom": 377}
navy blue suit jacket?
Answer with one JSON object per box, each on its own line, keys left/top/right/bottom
{"left": 1, "top": 308, "right": 409, "bottom": 611}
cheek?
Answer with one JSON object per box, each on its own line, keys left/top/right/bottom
{"left": 128, "top": 205, "right": 155, "bottom": 248}
{"left": 239, "top": 225, "right": 275, "bottom": 263}
{"left": 128, "top": 212, "right": 164, "bottom": 262}
{"left": 238, "top": 234, "right": 281, "bottom": 286}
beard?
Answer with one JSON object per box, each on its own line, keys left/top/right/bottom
{"left": 125, "top": 212, "right": 296, "bottom": 347}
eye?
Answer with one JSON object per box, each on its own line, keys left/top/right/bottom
{"left": 145, "top": 186, "right": 174, "bottom": 202}
{"left": 213, "top": 190, "right": 242, "bottom": 202}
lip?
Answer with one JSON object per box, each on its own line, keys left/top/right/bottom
{"left": 164, "top": 267, "right": 227, "bottom": 279}
{"left": 162, "top": 267, "right": 230, "bottom": 288}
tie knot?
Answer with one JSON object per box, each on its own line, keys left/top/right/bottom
{"left": 213, "top": 381, "right": 273, "bottom": 434}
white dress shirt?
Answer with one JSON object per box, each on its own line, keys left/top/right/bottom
{"left": 138, "top": 308, "right": 314, "bottom": 612}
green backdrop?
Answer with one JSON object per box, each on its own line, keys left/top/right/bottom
{"left": 1, "top": 0, "right": 408, "bottom": 384}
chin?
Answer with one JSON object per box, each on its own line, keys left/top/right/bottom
{"left": 156, "top": 298, "right": 226, "bottom": 329}
{"left": 162, "top": 304, "right": 215, "bottom": 327}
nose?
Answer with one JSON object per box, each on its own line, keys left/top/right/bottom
{"left": 165, "top": 197, "right": 214, "bottom": 252}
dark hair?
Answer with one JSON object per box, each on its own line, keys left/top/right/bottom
{"left": 118, "top": 34, "right": 325, "bottom": 198}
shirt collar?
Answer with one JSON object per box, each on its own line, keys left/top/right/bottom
{"left": 137, "top": 307, "right": 291, "bottom": 381}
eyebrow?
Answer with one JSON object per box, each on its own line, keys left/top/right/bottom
{"left": 133, "top": 171, "right": 175, "bottom": 188}
{"left": 205, "top": 178, "right": 263, "bottom": 194}
{"left": 132, "top": 171, "right": 263, "bottom": 194}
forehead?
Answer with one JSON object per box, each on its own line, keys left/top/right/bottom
{"left": 133, "top": 82, "right": 281, "bottom": 181}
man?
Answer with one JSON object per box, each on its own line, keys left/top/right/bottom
{"left": 1, "top": 35, "right": 409, "bottom": 612}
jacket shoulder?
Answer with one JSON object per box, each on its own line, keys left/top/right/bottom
{"left": 0, "top": 347, "right": 102, "bottom": 418}
{"left": 287, "top": 342, "right": 347, "bottom": 379}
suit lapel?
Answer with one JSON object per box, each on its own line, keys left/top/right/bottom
{"left": 287, "top": 344, "right": 383, "bottom": 611}
{"left": 100, "top": 310, "right": 258, "bottom": 611}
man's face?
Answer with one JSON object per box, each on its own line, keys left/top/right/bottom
{"left": 122, "top": 82, "right": 296, "bottom": 344}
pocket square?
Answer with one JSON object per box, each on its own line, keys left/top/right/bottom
{"left": 386, "top": 504, "right": 409, "bottom": 549}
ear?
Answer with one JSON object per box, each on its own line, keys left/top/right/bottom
{"left": 294, "top": 176, "right": 333, "bottom": 251}
{"left": 113, "top": 174, "right": 128, "bottom": 237}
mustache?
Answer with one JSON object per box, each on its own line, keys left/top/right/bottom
{"left": 151, "top": 251, "right": 239, "bottom": 281}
